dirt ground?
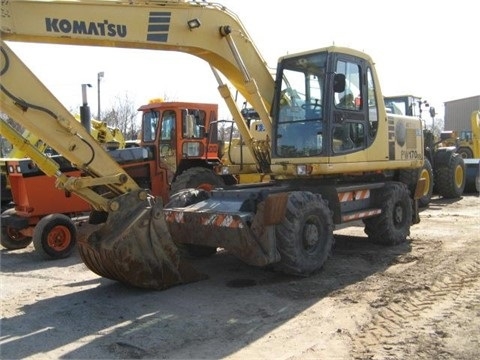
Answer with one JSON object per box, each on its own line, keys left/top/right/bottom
{"left": 1, "top": 194, "right": 479, "bottom": 360}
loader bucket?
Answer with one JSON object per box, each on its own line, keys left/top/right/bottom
{"left": 77, "top": 190, "right": 206, "bottom": 290}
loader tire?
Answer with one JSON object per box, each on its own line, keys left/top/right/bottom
{"left": 0, "top": 208, "right": 33, "bottom": 249}
{"left": 457, "top": 147, "right": 473, "bottom": 159}
{"left": 33, "top": 214, "right": 77, "bottom": 259}
{"left": 418, "top": 158, "right": 434, "bottom": 207}
{"left": 363, "top": 182, "right": 412, "bottom": 246}
{"left": 274, "top": 191, "right": 334, "bottom": 276}
{"left": 434, "top": 153, "right": 465, "bottom": 198}
{"left": 170, "top": 167, "right": 225, "bottom": 196}
{"left": 167, "top": 189, "right": 217, "bottom": 258}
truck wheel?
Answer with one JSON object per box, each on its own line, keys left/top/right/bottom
{"left": 457, "top": 147, "right": 473, "bottom": 159}
{"left": 418, "top": 158, "right": 434, "bottom": 207}
{"left": 167, "top": 188, "right": 217, "bottom": 258}
{"left": 434, "top": 153, "right": 466, "bottom": 198}
{"left": 0, "top": 208, "right": 33, "bottom": 249}
{"left": 170, "top": 167, "right": 225, "bottom": 196}
{"left": 33, "top": 214, "right": 77, "bottom": 259}
{"left": 364, "top": 183, "right": 412, "bottom": 246}
{"left": 274, "top": 192, "right": 334, "bottom": 276}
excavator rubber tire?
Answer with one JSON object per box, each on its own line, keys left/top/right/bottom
{"left": 273, "top": 191, "right": 334, "bottom": 276}
{"left": 77, "top": 190, "right": 206, "bottom": 290}
{"left": 363, "top": 182, "right": 412, "bottom": 246}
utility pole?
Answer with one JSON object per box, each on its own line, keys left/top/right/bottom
{"left": 429, "top": 106, "right": 436, "bottom": 132}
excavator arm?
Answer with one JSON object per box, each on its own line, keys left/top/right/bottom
{"left": 0, "top": 0, "right": 278, "bottom": 289}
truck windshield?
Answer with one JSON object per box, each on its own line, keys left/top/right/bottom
{"left": 274, "top": 52, "right": 327, "bottom": 157}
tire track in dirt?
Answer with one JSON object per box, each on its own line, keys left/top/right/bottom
{"left": 352, "top": 250, "right": 480, "bottom": 360}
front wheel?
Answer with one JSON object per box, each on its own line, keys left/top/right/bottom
{"left": 33, "top": 214, "right": 77, "bottom": 259}
{"left": 363, "top": 183, "right": 412, "bottom": 246}
{"left": 0, "top": 208, "right": 33, "bottom": 249}
{"left": 274, "top": 191, "right": 334, "bottom": 276}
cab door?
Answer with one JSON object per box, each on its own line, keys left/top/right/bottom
{"left": 329, "top": 55, "right": 368, "bottom": 161}
{"left": 157, "top": 109, "right": 178, "bottom": 185}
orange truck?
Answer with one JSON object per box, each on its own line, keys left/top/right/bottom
{"left": 1, "top": 100, "right": 231, "bottom": 258}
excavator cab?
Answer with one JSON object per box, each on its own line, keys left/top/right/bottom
{"left": 272, "top": 49, "right": 372, "bottom": 166}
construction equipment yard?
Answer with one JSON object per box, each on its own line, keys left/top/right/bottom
{"left": 1, "top": 193, "right": 479, "bottom": 360}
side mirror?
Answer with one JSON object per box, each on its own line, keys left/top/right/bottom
{"left": 333, "top": 73, "right": 346, "bottom": 93}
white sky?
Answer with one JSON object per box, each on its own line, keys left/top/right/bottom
{"left": 5, "top": 0, "right": 479, "bottom": 123}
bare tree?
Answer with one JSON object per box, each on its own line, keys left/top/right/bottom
{"left": 102, "top": 92, "right": 139, "bottom": 140}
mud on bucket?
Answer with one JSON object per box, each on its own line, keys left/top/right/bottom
{"left": 77, "top": 191, "right": 206, "bottom": 289}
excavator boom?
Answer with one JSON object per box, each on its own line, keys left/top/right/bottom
{"left": 1, "top": 0, "right": 274, "bottom": 134}
{"left": 0, "top": 0, "right": 278, "bottom": 289}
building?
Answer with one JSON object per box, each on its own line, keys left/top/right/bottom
{"left": 444, "top": 95, "right": 480, "bottom": 131}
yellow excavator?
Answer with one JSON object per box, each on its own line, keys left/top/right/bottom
{"left": 1, "top": 0, "right": 425, "bottom": 290}
{"left": 0, "top": 116, "right": 125, "bottom": 210}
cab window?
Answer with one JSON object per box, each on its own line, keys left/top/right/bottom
{"left": 334, "top": 61, "right": 361, "bottom": 111}
{"left": 182, "top": 109, "right": 206, "bottom": 139}
{"left": 142, "top": 111, "right": 159, "bottom": 142}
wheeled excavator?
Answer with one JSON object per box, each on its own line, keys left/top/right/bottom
{"left": 1, "top": 0, "right": 425, "bottom": 290}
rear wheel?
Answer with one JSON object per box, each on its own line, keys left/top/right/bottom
{"left": 274, "top": 192, "right": 334, "bottom": 276}
{"left": 434, "top": 153, "right": 466, "bottom": 198}
{"left": 0, "top": 208, "right": 33, "bottom": 249}
{"left": 418, "top": 158, "right": 434, "bottom": 207}
{"left": 170, "top": 167, "right": 225, "bottom": 196}
{"left": 364, "top": 183, "right": 412, "bottom": 246}
{"left": 457, "top": 147, "right": 473, "bottom": 159}
{"left": 33, "top": 214, "right": 77, "bottom": 259}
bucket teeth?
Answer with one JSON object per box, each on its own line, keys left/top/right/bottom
{"left": 77, "top": 192, "right": 206, "bottom": 289}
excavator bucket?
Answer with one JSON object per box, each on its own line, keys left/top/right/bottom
{"left": 77, "top": 191, "right": 206, "bottom": 290}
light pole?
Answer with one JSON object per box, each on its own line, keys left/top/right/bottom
{"left": 97, "top": 71, "right": 104, "bottom": 120}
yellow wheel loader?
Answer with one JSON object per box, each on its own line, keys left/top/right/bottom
{"left": 384, "top": 95, "right": 467, "bottom": 206}
{"left": 440, "top": 110, "right": 480, "bottom": 193}
{"left": 1, "top": 0, "right": 424, "bottom": 290}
